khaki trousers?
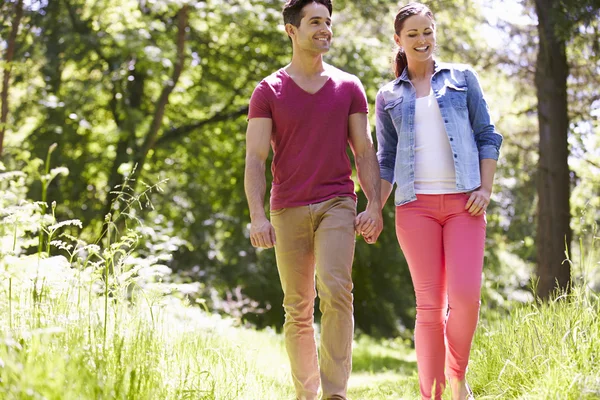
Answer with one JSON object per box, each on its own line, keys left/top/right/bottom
{"left": 270, "top": 196, "right": 356, "bottom": 400}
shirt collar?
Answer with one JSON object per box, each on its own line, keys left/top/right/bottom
{"left": 393, "top": 60, "right": 450, "bottom": 85}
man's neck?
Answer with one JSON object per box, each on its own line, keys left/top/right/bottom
{"left": 287, "top": 52, "right": 327, "bottom": 79}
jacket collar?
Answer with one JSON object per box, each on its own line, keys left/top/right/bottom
{"left": 393, "top": 60, "right": 450, "bottom": 85}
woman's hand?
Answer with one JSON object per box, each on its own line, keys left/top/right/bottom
{"left": 355, "top": 205, "right": 384, "bottom": 244}
{"left": 465, "top": 188, "right": 491, "bottom": 216}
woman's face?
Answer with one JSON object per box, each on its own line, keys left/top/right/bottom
{"left": 395, "top": 14, "right": 436, "bottom": 63}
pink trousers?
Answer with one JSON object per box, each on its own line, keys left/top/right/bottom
{"left": 395, "top": 194, "right": 486, "bottom": 400}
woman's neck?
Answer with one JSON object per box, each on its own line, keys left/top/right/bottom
{"left": 407, "top": 59, "right": 434, "bottom": 81}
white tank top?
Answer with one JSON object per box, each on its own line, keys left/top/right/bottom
{"left": 414, "top": 92, "right": 461, "bottom": 194}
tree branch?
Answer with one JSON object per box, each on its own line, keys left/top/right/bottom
{"left": 515, "top": 105, "right": 537, "bottom": 116}
{"left": 582, "top": 157, "right": 600, "bottom": 170}
{"left": 156, "top": 105, "right": 249, "bottom": 147}
{"left": 509, "top": 139, "right": 536, "bottom": 153}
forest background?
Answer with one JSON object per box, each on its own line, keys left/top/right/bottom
{"left": 1, "top": 0, "right": 599, "bottom": 339}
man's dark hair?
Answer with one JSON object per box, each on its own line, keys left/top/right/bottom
{"left": 283, "top": 0, "right": 333, "bottom": 27}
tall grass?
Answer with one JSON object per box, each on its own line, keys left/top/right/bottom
{"left": 0, "top": 156, "right": 296, "bottom": 399}
{"left": 1, "top": 156, "right": 598, "bottom": 399}
{"left": 470, "top": 235, "right": 600, "bottom": 399}
{"left": 0, "top": 256, "right": 296, "bottom": 399}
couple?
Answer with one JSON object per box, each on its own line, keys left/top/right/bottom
{"left": 244, "top": 1, "right": 503, "bottom": 399}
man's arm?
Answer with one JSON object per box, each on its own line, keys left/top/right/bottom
{"left": 348, "top": 112, "right": 383, "bottom": 243}
{"left": 244, "top": 117, "right": 276, "bottom": 248}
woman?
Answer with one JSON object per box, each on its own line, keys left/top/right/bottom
{"left": 373, "top": 3, "right": 503, "bottom": 400}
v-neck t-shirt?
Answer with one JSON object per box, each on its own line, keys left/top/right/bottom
{"left": 248, "top": 67, "right": 368, "bottom": 210}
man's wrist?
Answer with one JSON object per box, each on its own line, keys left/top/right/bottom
{"left": 250, "top": 210, "right": 267, "bottom": 221}
{"left": 366, "top": 200, "right": 382, "bottom": 213}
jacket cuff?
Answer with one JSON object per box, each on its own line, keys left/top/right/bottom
{"left": 380, "top": 167, "right": 394, "bottom": 184}
{"left": 478, "top": 145, "right": 500, "bottom": 161}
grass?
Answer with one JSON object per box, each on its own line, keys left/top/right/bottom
{"left": 468, "top": 234, "right": 600, "bottom": 400}
{"left": 471, "top": 285, "right": 600, "bottom": 399}
{"left": 1, "top": 161, "right": 598, "bottom": 399}
{"left": 0, "top": 254, "right": 413, "bottom": 399}
{"left": 0, "top": 255, "right": 291, "bottom": 399}
{"left": 0, "top": 253, "right": 416, "bottom": 399}
{"left": 1, "top": 250, "right": 598, "bottom": 399}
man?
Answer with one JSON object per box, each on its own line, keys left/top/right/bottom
{"left": 244, "top": 1, "right": 382, "bottom": 399}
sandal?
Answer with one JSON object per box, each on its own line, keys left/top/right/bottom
{"left": 465, "top": 382, "right": 475, "bottom": 400}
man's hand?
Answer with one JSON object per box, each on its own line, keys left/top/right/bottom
{"left": 465, "top": 188, "right": 491, "bottom": 216}
{"left": 355, "top": 206, "right": 383, "bottom": 244}
{"left": 250, "top": 216, "right": 276, "bottom": 248}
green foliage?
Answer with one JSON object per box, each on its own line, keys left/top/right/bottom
{"left": 1, "top": 162, "right": 599, "bottom": 398}
{"left": 1, "top": 0, "right": 599, "bottom": 336}
{"left": 0, "top": 215, "right": 598, "bottom": 399}
{"left": 473, "top": 286, "right": 600, "bottom": 398}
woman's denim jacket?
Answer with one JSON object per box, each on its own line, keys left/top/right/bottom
{"left": 375, "top": 61, "right": 503, "bottom": 206}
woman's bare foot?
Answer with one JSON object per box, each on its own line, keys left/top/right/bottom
{"left": 449, "top": 377, "right": 474, "bottom": 400}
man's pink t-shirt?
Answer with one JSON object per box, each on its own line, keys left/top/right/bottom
{"left": 248, "top": 67, "right": 368, "bottom": 210}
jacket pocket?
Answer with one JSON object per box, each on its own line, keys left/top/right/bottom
{"left": 384, "top": 96, "right": 404, "bottom": 124}
{"left": 383, "top": 96, "right": 403, "bottom": 110}
{"left": 447, "top": 84, "right": 467, "bottom": 109}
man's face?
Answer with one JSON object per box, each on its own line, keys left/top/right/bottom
{"left": 287, "top": 2, "right": 332, "bottom": 54}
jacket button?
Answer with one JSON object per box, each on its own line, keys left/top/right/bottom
{"left": 454, "top": 154, "right": 458, "bottom": 158}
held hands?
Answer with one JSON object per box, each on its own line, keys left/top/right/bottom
{"left": 465, "top": 187, "right": 492, "bottom": 216}
{"left": 355, "top": 205, "right": 383, "bottom": 244}
{"left": 249, "top": 216, "right": 276, "bottom": 248}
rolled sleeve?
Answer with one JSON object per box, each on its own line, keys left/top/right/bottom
{"left": 375, "top": 91, "right": 397, "bottom": 184}
{"left": 478, "top": 145, "right": 500, "bottom": 161}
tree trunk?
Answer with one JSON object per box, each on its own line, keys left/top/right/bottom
{"left": 534, "top": 0, "right": 572, "bottom": 299}
{"left": 98, "top": 5, "right": 188, "bottom": 236}
{"left": 131, "top": 5, "right": 188, "bottom": 183}
{"left": 0, "top": 0, "right": 24, "bottom": 157}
